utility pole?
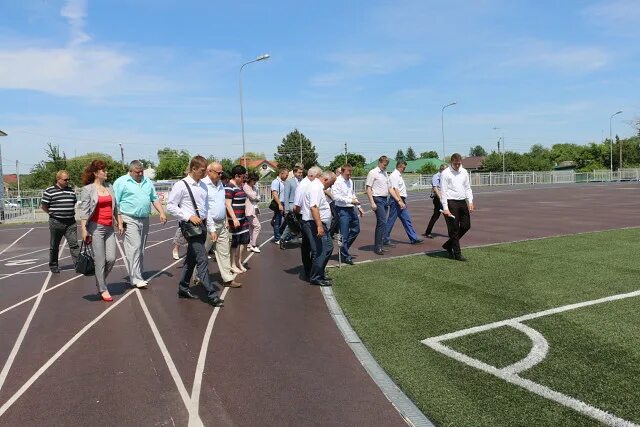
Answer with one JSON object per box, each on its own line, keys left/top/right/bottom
{"left": 619, "top": 136, "right": 623, "bottom": 170}
{"left": 119, "top": 143, "right": 125, "bottom": 166}
{"left": 344, "top": 142, "right": 348, "bottom": 166}
{"left": 298, "top": 130, "right": 303, "bottom": 165}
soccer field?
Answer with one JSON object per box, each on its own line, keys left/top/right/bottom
{"left": 330, "top": 228, "right": 640, "bottom": 426}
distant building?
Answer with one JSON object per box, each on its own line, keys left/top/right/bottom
{"left": 238, "top": 157, "right": 279, "bottom": 177}
{"left": 461, "top": 156, "right": 485, "bottom": 172}
{"left": 554, "top": 161, "right": 576, "bottom": 172}
{"left": 143, "top": 167, "right": 156, "bottom": 180}
{"left": 3, "top": 174, "right": 17, "bottom": 194}
{"left": 364, "top": 157, "right": 445, "bottom": 173}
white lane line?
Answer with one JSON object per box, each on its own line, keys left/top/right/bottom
{"left": 0, "top": 247, "right": 48, "bottom": 263}
{"left": 0, "top": 225, "right": 174, "bottom": 281}
{"left": 0, "top": 270, "right": 54, "bottom": 392}
{"left": 189, "top": 287, "right": 229, "bottom": 426}
{"left": 0, "top": 236, "right": 175, "bottom": 316}
{"left": 0, "top": 228, "right": 34, "bottom": 256}
{"left": 0, "top": 256, "right": 184, "bottom": 418}
{"left": 243, "top": 236, "right": 273, "bottom": 264}
{"left": 136, "top": 290, "right": 204, "bottom": 426}
{"left": 0, "top": 271, "right": 50, "bottom": 276}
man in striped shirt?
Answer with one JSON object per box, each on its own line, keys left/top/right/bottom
{"left": 41, "top": 170, "right": 80, "bottom": 273}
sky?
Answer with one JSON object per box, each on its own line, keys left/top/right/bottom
{"left": 0, "top": 0, "right": 639, "bottom": 174}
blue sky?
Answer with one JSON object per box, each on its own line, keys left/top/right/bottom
{"left": 1, "top": 0, "right": 639, "bottom": 173}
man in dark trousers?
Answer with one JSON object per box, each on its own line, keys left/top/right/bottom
{"left": 41, "top": 170, "right": 81, "bottom": 273}
{"left": 424, "top": 163, "right": 448, "bottom": 238}
{"left": 440, "top": 153, "right": 474, "bottom": 261}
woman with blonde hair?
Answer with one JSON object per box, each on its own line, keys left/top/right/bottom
{"left": 78, "top": 160, "right": 119, "bottom": 302}
{"left": 244, "top": 172, "right": 262, "bottom": 253}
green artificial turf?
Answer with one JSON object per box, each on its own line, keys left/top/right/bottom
{"left": 329, "top": 228, "right": 640, "bottom": 426}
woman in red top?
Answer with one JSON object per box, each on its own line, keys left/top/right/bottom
{"left": 78, "top": 160, "right": 120, "bottom": 301}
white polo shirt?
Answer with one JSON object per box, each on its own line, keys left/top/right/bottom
{"left": 302, "top": 179, "right": 331, "bottom": 225}
{"left": 365, "top": 166, "right": 390, "bottom": 197}
{"left": 389, "top": 169, "right": 407, "bottom": 198}
{"left": 294, "top": 177, "right": 312, "bottom": 208}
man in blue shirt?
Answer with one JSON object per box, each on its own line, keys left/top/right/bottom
{"left": 424, "top": 164, "right": 447, "bottom": 238}
{"left": 279, "top": 165, "right": 304, "bottom": 249}
{"left": 114, "top": 160, "right": 167, "bottom": 288}
{"left": 202, "top": 162, "right": 240, "bottom": 287}
{"left": 270, "top": 167, "right": 289, "bottom": 243}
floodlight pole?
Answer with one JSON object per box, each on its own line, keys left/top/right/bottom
{"left": 0, "top": 130, "right": 6, "bottom": 211}
{"left": 239, "top": 53, "right": 270, "bottom": 168}
{"left": 609, "top": 111, "right": 622, "bottom": 173}
{"left": 441, "top": 102, "right": 457, "bottom": 160}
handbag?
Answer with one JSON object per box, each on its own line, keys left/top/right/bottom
{"left": 75, "top": 241, "right": 95, "bottom": 276}
{"left": 269, "top": 199, "right": 280, "bottom": 212}
{"left": 179, "top": 180, "right": 205, "bottom": 239}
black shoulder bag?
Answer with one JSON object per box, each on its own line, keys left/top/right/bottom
{"left": 75, "top": 241, "right": 95, "bottom": 276}
{"left": 179, "top": 180, "right": 206, "bottom": 239}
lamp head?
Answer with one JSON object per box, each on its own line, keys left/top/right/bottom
{"left": 257, "top": 54, "right": 270, "bottom": 61}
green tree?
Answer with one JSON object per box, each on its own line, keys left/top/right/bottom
{"left": 406, "top": 146, "right": 417, "bottom": 161}
{"left": 395, "top": 149, "right": 405, "bottom": 162}
{"left": 469, "top": 145, "right": 487, "bottom": 157}
{"left": 328, "top": 153, "right": 367, "bottom": 171}
{"left": 24, "top": 143, "right": 67, "bottom": 189}
{"left": 274, "top": 129, "right": 318, "bottom": 170}
{"left": 138, "top": 158, "right": 155, "bottom": 168}
{"left": 420, "top": 151, "right": 439, "bottom": 159}
{"left": 418, "top": 163, "right": 438, "bottom": 175}
{"left": 155, "top": 148, "right": 191, "bottom": 180}
{"left": 65, "top": 153, "right": 127, "bottom": 185}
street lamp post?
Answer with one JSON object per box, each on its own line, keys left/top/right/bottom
{"left": 609, "top": 110, "right": 622, "bottom": 174}
{"left": 0, "top": 130, "right": 6, "bottom": 216}
{"left": 441, "top": 102, "right": 457, "bottom": 160}
{"left": 239, "top": 53, "right": 270, "bottom": 168}
{"left": 493, "top": 127, "right": 505, "bottom": 173}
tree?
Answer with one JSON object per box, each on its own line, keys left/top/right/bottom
{"left": 155, "top": 148, "right": 191, "bottom": 180}
{"left": 418, "top": 163, "right": 438, "bottom": 175}
{"left": 327, "top": 153, "right": 366, "bottom": 172}
{"left": 420, "top": 151, "right": 439, "bottom": 159}
{"left": 395, "top": 149, "right": 405, "bottom": 162}
{"left": 138, "top": 158, "right": 155, "bottom": 168}
{"left": 406, "top": 146, "right": 417, "bottom": 161}
{"left": 24, "top": 143, "right": 68, "bottom": 189}
{"left": 469, "top": 145, "right": 487, "bottom": 157}
{"left": 274, "top": 129, "right": 318, "bottom": 170}
{"left": 234, "top": 151, "right": 266, "bottom": 164}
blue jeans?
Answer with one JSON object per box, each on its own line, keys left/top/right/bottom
{"left": 385, "top": 197, "right": 419, "bottom": 243}
{"left": 373, "top": 196, "right": 389, "bottom": 251}
{"left": 272, "top": 204, "right": 285, "bottom": 241}
{"left": 336, "top": 206, "right": 360, "bottom": 260}
{"left": 306, "top": 221, "right": 334, "bottom": 283}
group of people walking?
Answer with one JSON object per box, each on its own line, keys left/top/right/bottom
{"left": 42, "top": 153, "right": 474, "bottom": 304}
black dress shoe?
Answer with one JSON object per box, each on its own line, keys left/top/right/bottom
{"left": 208, "top": 296, "right": 224, "bottom": 307}
{"left": 50, "top": 267, "right": 60, "bottom": 274}
{"left": 442, "top": 243, "right": 454, "bottom": 258}
{"left": 178, "top": 289, "right": 198, "bottom": 299}
{"left": 455, "top": 254, "right": 467, "bottom": 262}
{"left": 344, "top": 258, "right": 354, "bottom": 265}
{"left": 310, "top": 280, "right": 332, "bottom": 287}
{"left": 374, "top": 249, "right": 385, "bottom": 255}
{"left": 321, "top": 276, "right": 333, "bottom": 282}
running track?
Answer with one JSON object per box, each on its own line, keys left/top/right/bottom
{"left": 0, "top": 182, "right": 639, "bottom": 426}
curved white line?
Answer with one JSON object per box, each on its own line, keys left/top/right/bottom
{"left": 500, "top": 321, "right": 549, "bottom": 374}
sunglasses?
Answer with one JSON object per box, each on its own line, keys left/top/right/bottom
{"left": 62, "top": 178, "right": 70, "bottom": 182}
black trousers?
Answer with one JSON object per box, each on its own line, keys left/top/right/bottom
{"left": 425, "top": 195, "right": 442, "bottom": 235}
{"left": 300, "top": 221, "right": 313, "bottom": 280}
{"left": 179, "top": 231, "right": 219, "bottom": 299}
{"left": 49, "top": 217, "right": 81, "bottom": 268}
{"left": 443, "top": 200, "right": 471, "bottom": 256}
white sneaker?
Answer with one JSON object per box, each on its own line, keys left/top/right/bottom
{"left": 135, "top": 280, "right": 149, "bottom": 289}
{"left": 172, "top": 248, "right": 179, "bottom": 260}
{"left": 252, "top": 246, "right": 261, "bottom": 253}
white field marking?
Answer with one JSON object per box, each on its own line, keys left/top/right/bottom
{"left": 0, "top": 225, "right": 175, "bottom": 281}
{"left": 0, "top": 256, "right": 184, "bottom": 418}
{"left": 0, "top": 236, "right": 175, "bottom": 317}
{"left": 0, "top": 270, "right": 54, "bottom": 392}
{"left": 189, "top": 286, "right": 229, "bottom": 427}
{"left": 0, "top": 270, "right": 49, "bottom": 276}
{"left": 423, "top": 340, "right": 638, "bottom": 427}
{"left": 0, "top": 247, "right": 48, "bottom": 263}
{"left": 422, "top": 290, "right": 640, "bottom": 427}
{"left": 243, "top": 236, "right": 273, "bottom": 265}
{"left": 135, "top": 290, "right": 204, "bottom": 427}
{"left": 0, "top": 228, "right": 34, "bottom": 256}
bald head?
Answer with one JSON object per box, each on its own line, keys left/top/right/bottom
{"left": 206, "top": 162, "right": 224, "bottom": 183}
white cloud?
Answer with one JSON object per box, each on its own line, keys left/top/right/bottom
{"left": 60, "top": 0, "right": 91, "bottom": 46}
{"left": 500, "top": 41, "right": 610, "bottom": 73}
{"left": 583, "top": 0, "right": 640, "bottom": 36}
{"left": 310, "top": 52, "right": 423, "bottom": 86}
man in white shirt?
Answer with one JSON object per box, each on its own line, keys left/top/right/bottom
{"left": 384, "top": 160, "right": 423, "bottom": 245}
{"left": 167, "top": 156, "right": 223, "bottom": 306}
{"left": 440, "top": 153, "right": 475, "bottom": 261}
{"left": 302, "top": 171, "right": 336, "bottom": 286}
{"left": 202, "top": 162, "right": 240, "bottom": 288}
{"left": 294, "top": 166, "right": 321, "bottom": 281}
{"left": 365, "top": 156, "right": 391, "bottom": 255}
{"left": 332, "top": 164, "right": 364, "bottom": 264}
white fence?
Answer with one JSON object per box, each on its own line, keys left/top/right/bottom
{"left": 2, "top": 169, "right": 639, "bottom": 224}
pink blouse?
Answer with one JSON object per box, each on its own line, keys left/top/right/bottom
{"left": 243, "top": 183, "right": 260, "bottom": 217}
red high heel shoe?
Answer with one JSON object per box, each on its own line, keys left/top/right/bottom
{"left": 100, "top": 292, "right": 113, "bottom": 302}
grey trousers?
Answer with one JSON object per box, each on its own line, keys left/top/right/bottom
{"left": 87, "top": 222, "right": 116, "bottom": 293}
{"left": 204, "top": 221, "right": 235, "bottom": 283}
{"left": 121, "top": 215, "right": 149, "bottom": 284}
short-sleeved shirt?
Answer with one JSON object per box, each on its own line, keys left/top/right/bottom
{"left": 294, "top": 177, "right": 312, "bottom": 208}
{"left": 365, "top": 166, "right": 390, "bottom": 197}
{"left": 388, "top": 169, "right": 407, "bottom": 198}
{"left": 302, "top": 179, "right": 331, "bottom": 225}
{"left": 113, "top": 174, "right": 158, "bottom": 218}
{"left": 202, "top": 176, "right": 227, "bottom": 222}
{"left": 225, "top": 182, "right": 249, "bottom": 235}
{"left": 42, "top": 184, "right": 77, "bottom": 220}
{"left": 432, "top": 172, "right": 442, "bottom": 188}
{"left": 271, "top": 177, "right": 285, "bottom": 201}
